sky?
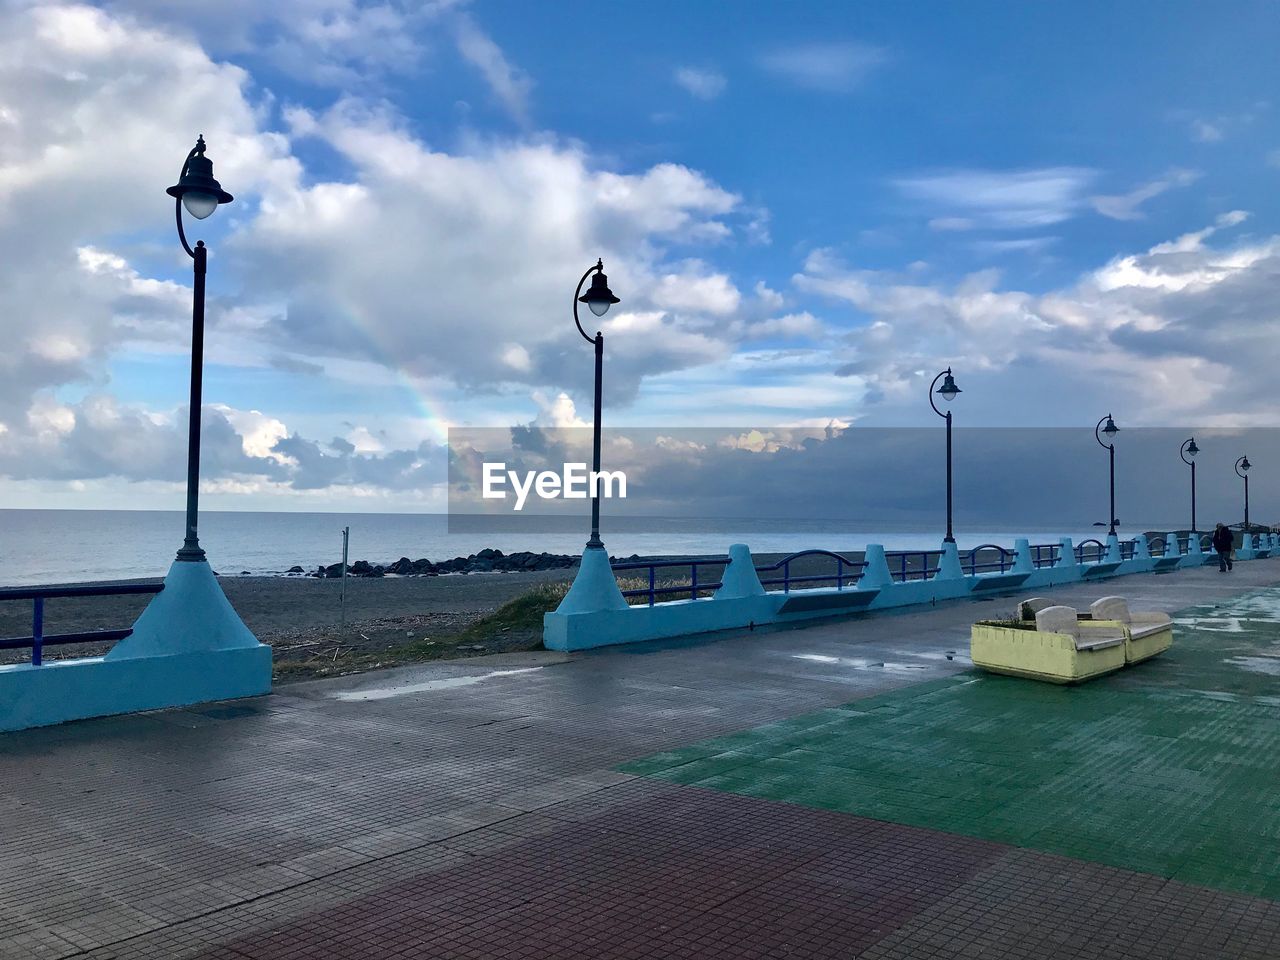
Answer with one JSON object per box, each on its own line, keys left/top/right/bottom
{"left": 0, "top": 0, "right": 1277, "bottom": 518}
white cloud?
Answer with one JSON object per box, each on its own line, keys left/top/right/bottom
{"left": 735, "top": 312, "right": 824, "bottom": 341}
{"left": 532, "top": 391, "right": 588, "bottom": 429}
{"left": 895, "top": 167, "right": 1098, "bottom": 229}
{"left": 651, "top": 264, "right": 741, "bottom": 316}
{"left": 928, "top": 217, "right": 976, "bottom": 232}
{"left": 0, "top": 3, "right": 294, "bottom": 419}
{"left": 1193, "top": 119, "right": 1224, "bottom": 142}
{"left": 234, "top": 98, "right": 749, "bottom": 400}
{"left": 674, "top": 66, "right": 726, "bottom": 100}
{"left": 104, "top": 0, "right": 453, "bottom": 86}
{"left": 1090, "top": 168, "right": 1200, "bottom": 221}
{"left": 454, "top": 13, "right": 533, "bottom": 124}
{"left": 796, "top": 212, "right": 1280, "bottom": 424}
{"left": 759, "top": 40, "right": 887, "bottom": 92}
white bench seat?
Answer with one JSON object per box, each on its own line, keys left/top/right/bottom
{"left": 1088, "top": 597, "right": 1174, "bottom": 664}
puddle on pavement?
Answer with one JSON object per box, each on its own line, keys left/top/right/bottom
{"left": 331, "top": 667, "right": 544, "bottom": 701}
{"left": 793, "top": 653, "right": 929, "bottom": 672}
{"left": 1225, "top": 656, "right": 1280, "bottom": 676}
{"left": 1175, "top": 617, "right": 1245, "bottom": 632}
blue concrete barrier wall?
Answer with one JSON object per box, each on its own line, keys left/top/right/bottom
{"left": 0, "top": 560, "right": 272, "bottom": 733}
{"left": 544, "top": 534, "right": 1278, "bottom": 652}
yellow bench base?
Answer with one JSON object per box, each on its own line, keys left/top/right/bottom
{"left": 1125, "top": 624, "right": 1173, "bottom": 664}
{"left": 971, "top": 622, "right": 1126, "bottom": 684}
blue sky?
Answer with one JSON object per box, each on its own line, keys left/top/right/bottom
{"left": 0, "top": 0, "right": 1277, "bottom": 513}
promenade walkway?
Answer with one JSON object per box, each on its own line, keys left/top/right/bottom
{"left": 2, "top": 560, "right": 1278, "bottom": 959}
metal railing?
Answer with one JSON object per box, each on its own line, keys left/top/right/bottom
{"left": 609, "top": 556, "right": 729, "bottom": 607}
{"left": 1074, "top": 539, "right": 1108, "bottom": 564}
{"left": 1149, "top": 537, "right": 1168, "bottom": 557}
{"left": 754, "top": 550, "right": 867, "bottom": 594}
{"left": 885, "top": 550, "right": 943, "bottom": 583}
{"left": 0, "top": 582, "right": 164, "bottom": 666}
{"left": 1029, "top": 543, "right": 1061, "bottom": 568}
{"left": 1119, "top": 539, "right": 1137, "bottom": 561}
{"left": 963, "top": 544, "right": 1017, "bottom": 576}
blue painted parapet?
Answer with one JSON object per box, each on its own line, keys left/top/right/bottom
{"left": 543, "top": 533, "right": 1279, "bottom": 652}
{"left": 1, "top": 560, "right": 271, "bottom": 733}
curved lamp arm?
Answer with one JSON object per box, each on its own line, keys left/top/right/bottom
{"left": 173, "top": 143, "right": 200, "bottom": 260}
{"left": 572, "top": 261, "right": 602, "bottom": 345}
{"left": 928, "top": 368, "right": 948, "bottom": 419}
{"left": 1095, "top": 413, "right": 1114, "bottom": 450}
{"left": 1180, "top": 438, "right": 1197, "bottom": 467}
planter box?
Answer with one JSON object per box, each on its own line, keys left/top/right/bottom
{"left": 971, "top": 621, "right": 1126, "bottom": 684}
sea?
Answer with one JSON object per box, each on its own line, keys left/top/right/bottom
{"left": 0, "top": 509, "right": 1152, "bottom": 587}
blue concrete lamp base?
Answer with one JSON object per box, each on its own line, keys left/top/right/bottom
{"left": 0, "top": 560, "right": 272, "bottom": 733}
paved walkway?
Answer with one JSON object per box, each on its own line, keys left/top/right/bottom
{"left": 2, "top": 561, "right": 1278, "bottom": 959}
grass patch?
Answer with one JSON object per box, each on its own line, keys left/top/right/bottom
{"left": 412, "top": 580, "right": 570, "bottom": 652}
{"left": 270, "top": 573, "right": 711, "bottom": 684}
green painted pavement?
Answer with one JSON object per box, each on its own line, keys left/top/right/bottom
{"left": 621, "top": 588, "right": 1280, "bottom": 899}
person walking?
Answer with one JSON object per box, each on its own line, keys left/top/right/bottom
{"left": 1212, "top": 522, "right": 1235, "bottom": 572}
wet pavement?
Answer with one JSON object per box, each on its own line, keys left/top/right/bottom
{"left": 2, "top": 559, "right": 1279, "bottom": 959}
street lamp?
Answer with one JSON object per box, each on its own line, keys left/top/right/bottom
{"left": 1180, "top": 437, "right": 1199, "bottom": 533}
{"left": 1095, "top": 413, "right": 1119, "bottom": 536}
{"left": 166, "top": 135, "right": 233, "bottom": 562}
{"left": 929, "top": 367, "right": 961, "bottom": 543}
{"left": 1236, "top": 456, "right": 1251, "bottom": 532}
{"left": 572, "top": 259, "right": 621, "bottom": 551}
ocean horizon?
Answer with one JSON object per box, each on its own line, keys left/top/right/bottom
{"left": 0, "top": 508, "right": 1178, "bottom": 587}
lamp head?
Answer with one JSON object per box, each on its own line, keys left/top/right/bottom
{"left": 166, "top": 135, "right": 233, "bottom": 220}
{"left": 1185, "top": 438, "right": 1199, "bottom": 459}
{"left": 936, "top": 369, "right": 960, "bottom": 402}
{"left": 1240, "top": 456, "right": 1251, "bottom": 473}
{"left": 578, "top": 259, "right": 621, "bottom": 318}
{"left": 1102, "top": 415, "right": 1119, "bottom": 440}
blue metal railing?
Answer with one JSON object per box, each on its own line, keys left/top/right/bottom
{"left": 963, "top": 544, "right": 1017, "bottom": 576}
{"left": 1119, "top": 539, "right": 1137, "bottom": 560}
{"left": 1075, "top": 539, "right": 1108, "bottom": 564}
{"left": 1029, "top": 543, "right": 1060, "bottom": 568}
{"left": 754, "top": 550, "right": 867, "bottom": 594}
{"left": 609, "top": 556, "right": 729, "bottom": 607}
{"left": 885, "top": 550, "right": 943, "bottom": 583}
{"left": 0, "top": 582, "right": 164, "bottom": 666}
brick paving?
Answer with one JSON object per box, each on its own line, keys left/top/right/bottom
{"left": 1, "top": 560, "right": 1278, "bottom": 959}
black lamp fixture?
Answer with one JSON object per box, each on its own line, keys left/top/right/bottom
{"left": 167, "top": 136, "right": 233, "bottom": 223}
{"left": 1095, "top": 413, "right": 1120, "bottom": 536}
{"left": 1180, "top": 437, "right": 1199, "bottom": 533}
{"left": 577, "top": 260, "right": 621, "bottom": 318}
{"left": 166, "top": 135, "right": 233, "bottom": 562}
{"left": 1236, "top": 456, "right": 1251, "bottom": 533}
{"left": 572, "top": 260, "right": 621, "bottom": 551}
{"left": 929, "top": 367, "right": 962, "bottom": 543}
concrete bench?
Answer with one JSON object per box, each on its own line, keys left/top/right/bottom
{"left": 971, "top": 604, "right": 1127, "bottom": 684}
{"left": 1089, "top": 596, "right": 1174, "bottom": 665}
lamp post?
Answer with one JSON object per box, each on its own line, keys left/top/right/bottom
{"left": 1180, "top": 437, "right": 1199, "bottom": 533}
{"left": 1236, "top": 456, "right": 1251, "bottom": 532}
{"left": 1095, "top": 413, "right": 1119, "bottom": 536}
{"left": 166, "top": 136, "right": 233, "bottom": 563}
{"left": 572, "top": 259, "right": 621, "bottom": 550}
{"left": 928, "top": 367, "right": 961, "bottom": 543}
